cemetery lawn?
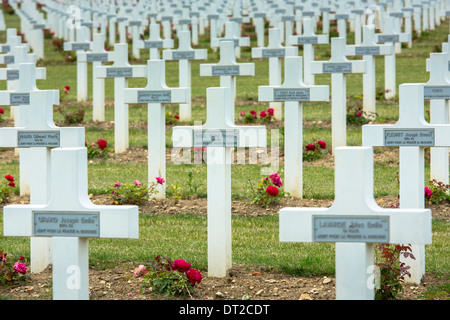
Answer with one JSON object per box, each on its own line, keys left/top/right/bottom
{"left": 1, "top": 10, "right": 450, "bottom": 300}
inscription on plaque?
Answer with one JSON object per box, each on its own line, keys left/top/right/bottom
{"left": 335, "top": 14, "right": 349, "bottom": 19}
{"left": 10, "top": 93, "right": 30, "bottom": 105}
{"left": 162, "top": 16, "right": 173, "bottom": 21}
{"left": 219, "top": 39, "right": 239, "bottom": 46}
{"left": 254, "top": 13, "right": 266, "bottom": 18}
{"left": 193, "top": 129, "right": 239, "bottom": 147}
{"left": 7, "top": 70, "right": 19, "bottom": 80}
{"left": 282, "top": 16, "right": 295, "bottom": 21}
{"left": 33, "top": 24, "right": 46, "bottom": 29}
{"left": 262, "top": 49, "right": 286, "bottom": 58}
{"left": 212, "top": 65, "right": 240, "bottom": 76}
{"left": 137, "top": 91, "right": 172, "bottom": 103}
{"left": 106, "top": 67, "right": 133, "bottom": 78}
{"left": 72, "top": 43, "right": 90, "bottom": 51}
{"left": 33, "top": 212, "right": 100, "bottom": 237}
{"left": 173, "top": 51, "right": 196, "bottom": 60}
{"left": 86, "top": 53, "right": 109, "bottom": 62}
{"left": 179, "top": 19, "right": 191, "bottom": 25}
{"left": 4, "top": 55, "right": 14, "bottom": 64}
{"left": 313, "top": 216, "right": 390, "bottom": 243}
{"left": 129, "top": 21, "right": 142, "bottom": 27}
{"left": 355, "top": 47, "right": 380, "bottom": 55}
{"left": 144, "top": 41, "right": 163, "bottom": 49}
{"left": 1, "top": 45, "right": 10, "bottom": 53}
{"left": 296, "top": 37, "right": 318, "bottom": 44}
{"left": 384, "top": 128, "right": 435, "bottom": 146}
{"left": 378, "top": 35, "right": 400, "bottom": 43}
{"left": 322, "top": 63, "right": 352, "bottom": 73}
{"left": 207, "top": 14, "right": 219, "bottom": 19}
{"left": 274, "top": 88, "right": 310, "bottom": 101}
{"left": 424, "top": 86, "right": 450, "bottom": 99}
{"left": 18, "top": 131, "right": 61, "bottom": 147}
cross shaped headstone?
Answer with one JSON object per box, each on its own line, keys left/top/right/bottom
{"left": 160, "top": 14, "right": 174, "bottom": 40}
{"left": 252, "top": 28, "right": 298, "bottom": 120}
{"left": 332, "top": 5, "right": 350, "bottom": 41}
{"left": 210, "top": 21, "right": 250, "bottom": 59}
{"left": 200, "top": 40, "right": 254, "bottom": 120}
{"left": 310, "top": 37, "right": 367, "bottom": 153}
{"left": 124, "top": 59, "right": 189, "bottom": 199}
{"left": 96, "top": 43, "right": 147, "bottom": 154}
{"left": 362, "top": 83, "right": 450, "bottom": 284}
{"left": 63, "top": 25, "right": 92, "bottom": 102}
{"left": 163, "top": 30, "right": 208, "bottom": 121}
{"left": 172, "top": 87, "right": 266, "bottom": 277}
{"left": 288, "top": 17, "right": 329, "bottom": 85}
{"left": 3, "top": 147, "right": 138, "bottom": 300}
{"left": 280, "top": 146, "right": 431, "bottom": 299}
{"left": 259, "top": 56, "right": 329, "bottom": 198}
{"left": 138, "top": 22, "right": 174, "bottom": 60}
{"left": 0, "top": 28, "right": 29, "bottom": 54}
{"left": 252, "top": 11, "right": 266, "bottom": 47}
{"left": 77, "top": 33, "right": 114, "bottom": 122}
{"left": 346, "top": 25, "right": 394, "bottom": 118}
{"left": 375, "top": 16, "right": 411, "bottom": 99}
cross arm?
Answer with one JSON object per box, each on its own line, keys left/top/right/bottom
{"left": 210, "top": 37, "right": 251, "bottom": 48}
{"left": 288, "top": 34, "right": 329, "bottom": 46}
{"left": 0, "top": 67, "right": 46, "bottom": 80}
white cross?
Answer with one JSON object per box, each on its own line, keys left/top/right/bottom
{"left": 252, "top": 27, "right": 298, "bottom": 120}
{"left": 210, "top": 21, "right": 250, "bottom": 59}
{"left": 310, "top": 37, "right": 366, "bottom": 153}
{"left": 172, "top": 87, "right": 266, "bottom": 278}
{"left": 362, "top": 83, "right": 450, "bottom": 284}
{"left": 161, "top": 14, "right": 174, "bottom": 40}
{"left": 251, "top": 11, "right": 266, "bottom": 47}
{"left": 63, "top": 25, "right": 92, "bottom": 102}
{"left": 127, "top": 15, "right": 147, "bottom": 59}
{"left": 163, "top": 30, "right": 208, "bottom": 121}
{"left": 280, "top": 146, "right": 431, "bottom": 300}
{"left": 332, "top": 5, "right": 350, "bottom": 41}
{"left": 319, "top": 1, "right": 332, "bottom": 35}
{"left": 376, "top": 16, "right": 411, "bottom": 99}
{"left": 346, "top": 25, "right": 394, "bottom": 118}
{"left": 124, "top": 59, "right": 189, "bottom": 199}
{"left": 288, "top": 17, "right": 329, "bottom": 85}
{"left": 138, "top": 22, "right": 174, "bottom": 60}
{"left": 0, "top": 28, "right": 29, "bottom": 53}
{"left": 3, "top": 147, "right": 138, "bottom": 300}
{"left": 200, "top": 40, "right": 254, "bottom": 120}
{"left": 77, "top": 33, "right": 114, "bottom": 122}
{"left": 96, "top": 43, "right": 147, "bottom": 154}
{"left": 259, "top": 56, "right": 329, "bottom": 198}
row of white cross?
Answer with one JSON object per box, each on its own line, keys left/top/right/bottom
{"left": 1, "top": 1, "right": 448, "bottom": 300}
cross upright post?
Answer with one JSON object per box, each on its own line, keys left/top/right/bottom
{"left": 138, "top": 23, "right": 174, "bottom": 60}
{"left": 210, "top": 21, "right": 250, "bottom": 59}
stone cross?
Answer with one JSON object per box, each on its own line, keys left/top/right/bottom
{"left": 252, "top": 11, "right": 266, "bottom": 47}
{"left": 96, "top": 43, "right": 147, "bottom": 154}
{"left": 0, "top": 87, "right": 84, "bottom": 274}
{"left": 3, "top": 147, "right": 138, "bottom": 300}
{"left": 252, "top": 28, "right": 298, "bottom": 120}
{"left": 63, "top": 25, "right": 92, "bottom": 102}
{"left": 310, "top": 37, "right": 366, "bottom": 153}
{"left": 172, "top": 87, "right": 266, "bottom": 278}
{"left": 332, "top": 5, "right": 350, "bottom": 41}
{"left": 362, "top": 83, "right": 450, "bottom": 284}
{"left": 200, "top": 40, "right": 254, "bottom": 120}
{"left": 375, "top": 16, "right": 411, "bottom": 99}
{"left": 280, "top": 146, "right": 431, "bottom": 299}
{"left": 259, "top": 56, "right": 329, "bottom": 198}
{"left": 0, "top": 28, "right": 29, "bottom": 54}
{"left": 138, "top": 23, "right": 174, "bottom": 60}
{"left": 346, "top": 25, "right": 394, "bottom": 118}
{"left": 288, "top": 17, "right": 329, "bottom": 85}
{"left": 124, "top": 59, "right": 190, "bottom": 199}
{"left": 210, "top": 21, "right": 250, "bottom": 59}
{"left": 77, "top": 33, "right": 114, "bottom": 122}
{"left": 163, "top": 30, "right": 208, "bottom": 121}
{"left": 161, "top": 14, "right": 173, "bottom": 40}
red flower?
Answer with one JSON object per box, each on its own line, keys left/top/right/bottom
{"left": 266, "top": 185, "right": 279, "bottom": 197}
{"left": 8, "top": 181, "right": 15, "bottom": 188}
{"left": 4, "top": 174, "right": 14, "bottom": 181}
{"left": 174, "top": 114, "right": 180, "bottom": 119}
{"left": 156, "top": 176, "right": 165, "bottom": 184}
{"left": 97, "top": 139, "right": 107, "bottom": 150}
{"left": 305, "top": 144, "right": 316, "bottom": 151}
{"left": 260, "top": 110, "right": 267, "bottom": 118}
{"left": 240, "top": 111, "right": 245, "bottom": 116}
{"left": 318, "top": 140, "right": 327, "bottom": 149}
{"left": 0, "top": 108, "right": 4, "bottom": 114}
{"left": 267, "top": 108, "right": 274, "bottom": 116}
{"left": 186, "top": 268, "right": 202, "bottom": 285}
{"left": 172, "top": 259, "right": 191, "bottom": 272}
{"left": 356, "top": 112, "right": 362, "bottom": 117}
{"left": 269, "top": 173, "right": 282, "bottom": 187}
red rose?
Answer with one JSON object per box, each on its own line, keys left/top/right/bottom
{"left": 186, "top": 268, "right": 202, "bottom": 285}
{"left": 4, "top": 174, "right": 14, "bottom": 181}
{"left": 318, "top": 140, "right": 326, "bottom": 149}
{"left": 8, "top": 181, "right": 15, "bottom": 188}
{"left": 305, "top": 144, "right": 316, "bottom": 151}
{"left": 266, "top": 185, "right": 279, "bottom": 197}
{"left": 0, "top": 108, "right": 4, "bottom": 114}
{"left": 267, "top": 108, "right": 274, "bottom": 116}
{"left": 174, "top": 114, "right": 180, "bottom": 119}
{"left": 97, "top": 139, "right": 107, "bottom": 150}
{"left": 260, "top": 110, "right": 267, "bottom": 118}
{"left": 172, "top": 259, "right": 191, "bottom": 272}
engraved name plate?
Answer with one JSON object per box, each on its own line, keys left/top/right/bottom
{"left": 179, "top": 19, "right": 191, "bottom": 25}
{"left": 384, "top": 128, "right": 435, "bottom": 146}
{"left": 335, "top": 14, "right": 349, "bottom": 19}
{"left": 296, "top": 36, "right": 318, "bottom": 44}
{"left": 106, "top": 67, "right": 133, "bottom": 78}
{"left": 212, "top": 65, "right": 240, "bottom": 76}
{"left": 173, "top": 51, "right": 196, "bottom": 60}
{"left": 1, "top": 45, "right": 10, "bottom": 53}
{"left": 355, "top": 47, "right": 380, "bottom": 55}
{"left": 72, "top": 43, "right": 90, "bottom": 51}
{"left": 274, "top": 88, "right": 310, "bottom": 101}
{"left": 18, "top": 131, "right": 61, "bottom": 147}
{"left": 144, "top": 41, "right": 163, "bottom": 49}
{"left": 4, "top": 55, "right": 14, "bottom": 64}
{"left": 10, "top": 93, "right": 30, "bottom": 105}
{"left": 129, "top": 21, "right": 142, "bottom": 26}
{"left": 313, "top": 216, "right": 390, "bottom": 243}
{"left": 262, "top": 49, "right": 286, "bottom": 58}
{"left": 378, "top": 35, "right": 400, "bottom": 43}
{"left": 137, "top": 91, "right": 172, "bottom": 103}
{"left": 86, "top": 53, "right": 109, "bottom": 62}
{"left": 7, "top": 70, "right": 19, "bottom": 80}
{"left": 322, "top": 63, "right": 352, "bottom": 73}
{"left": 33, "top": 211, "right": 100, "bottom": 237}
{"left": 207, "top": 14, "right": 219, "bottom": 19}
{"left": 33, "top": 24, "right": 46, "bottom": 29}
{"left": 424, "top": 86, "right": 450, "bottom": 99}
{"left": 193, "top": 129, "right": 239, "bottom": 147}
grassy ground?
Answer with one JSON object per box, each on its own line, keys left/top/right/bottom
{"left": 0, "top": 7, "right": 449, "bottom": 291}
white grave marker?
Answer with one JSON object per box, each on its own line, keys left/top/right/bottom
{"left": 138, "top": 23, "right": 173, "bottom": 60}
{"left": 211, "top": 21, "right": 250, "bottom": 59}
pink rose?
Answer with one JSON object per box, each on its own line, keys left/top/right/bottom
{"left": 269, "top": 173, "right": 282, "bottom": 187}
{"left": 424, "top": 187, "right": 432, "bottom": 198}
{"left": 133, "top": 180, "right": 142, "bottom": 186}
{"left": 156, "top": 176, "right": 165, "bottom": 185}
{"left": 133, "top": 264, "right": 148, "bottom": 277}
{"left": 113, "top": 181, "right": 121, "bottom": 187}
{"left": 13, "top": 262, "right": 27, "bottom": 275}
{"left": 240, "top": 111, "right": 245, "bottom": 116}
{"left": 267, "top": 108, "right": 274, "bottom": 116}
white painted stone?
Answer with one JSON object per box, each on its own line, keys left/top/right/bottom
{"left": 211, "top": 21, "right": 250, "bottom": 59}
{"left": 138, "top": 23, "right": 173, "bottom": 59}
